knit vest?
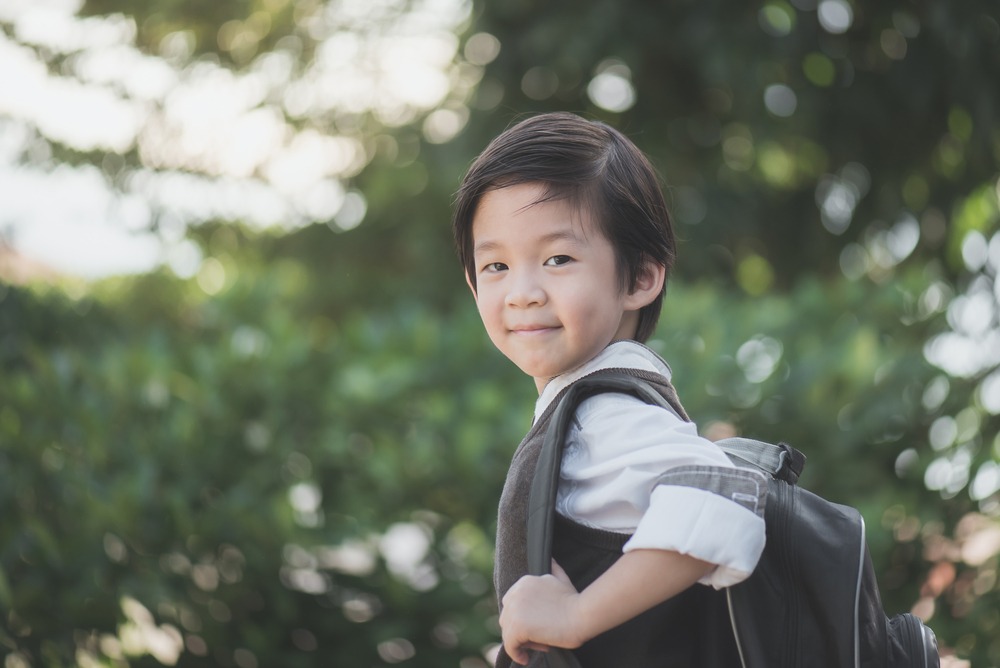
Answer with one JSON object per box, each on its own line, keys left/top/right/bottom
{"left": 493, "top": 367, "right": 739, "bottom": 668}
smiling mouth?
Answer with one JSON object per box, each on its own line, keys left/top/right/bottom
{"left": 510, "top": 325, "right": 558, "bottom": 334}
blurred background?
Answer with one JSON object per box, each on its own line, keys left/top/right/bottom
{"left": 1, "top": 0, "right": 998, "bottom": 665}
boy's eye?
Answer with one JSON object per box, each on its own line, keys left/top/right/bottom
{"left": 482, "top": 262, "right": 508, "bottom": 273}
{"left": 544, "top": 255, "right": 573, "bottom": 267}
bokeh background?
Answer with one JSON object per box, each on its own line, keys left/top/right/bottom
{"left": 1, "top": 0, "right": 999, "bottom": 666}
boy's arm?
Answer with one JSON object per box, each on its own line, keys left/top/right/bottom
{"left": 499, "top": 549, "right": 712, "bottom": 665}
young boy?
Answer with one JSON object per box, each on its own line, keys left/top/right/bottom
{"left": 453, "top": 112, "right": 768, "bottom": 667}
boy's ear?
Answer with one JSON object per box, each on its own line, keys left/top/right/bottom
{"left": 624, "top": 260, "right": 666, "bottom": 310}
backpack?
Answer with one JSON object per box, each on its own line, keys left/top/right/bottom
{"left": 526, "top": 371, "right": 940, "bottom": 668}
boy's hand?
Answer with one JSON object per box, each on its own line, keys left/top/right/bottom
{"left": 499, "top": 549, "right": 714, "bottom": 665}
{"left": 500, "top": 560, "right": 584, "bottom": 665}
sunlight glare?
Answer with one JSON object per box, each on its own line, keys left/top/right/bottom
{"left": 817, "top": 0, "right": 853, "bottom": 34}
{"left": 979, "top": 369, "right": 1000, "bottom": 415}
{"left": 381, "top": 35, "right": 456, "bottom": 110}
{"left": 925, "top": 329, "right": 1000, "bottom": 378}
{"left": 14, "top": 2, "right": 134, "bottom": 54}
{"left": 2, "top": 0, "right": 473, "bottom": 277}
{"left": 0, "top": 163, "right": 160, "bottom": 278}
{"left": 73, "top": 44, "right": 178, "bottom": 101}
{"left": 128, "top": 170, "right": 292, "bottom": 228}
{"left": 587, "top": 60, "right": 636, "bottom": 113}
{"left": 0, "top": 35, "right": 140, "bottom": 153}
{"left": 264, "top": 131, "right": 366, "bottom": 194}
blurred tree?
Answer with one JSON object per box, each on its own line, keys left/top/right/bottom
{"left": 0, "top": 0, "right": 998, "bottom": 665}
{"left": 456, "top": 0, "right": 1000, "bottom": 283}
{"left": 4, "top": 243, "right": 988, "bottom": 666}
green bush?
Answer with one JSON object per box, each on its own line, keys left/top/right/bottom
{"left": 3, "top": 234, "right": 994, "bottom": 665}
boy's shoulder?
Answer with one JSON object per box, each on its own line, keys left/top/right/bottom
{"left": 535, "top": 341, "right": 673, "bottom": 418}
{"left": 575, "top": 386, "right": 677, "bottom": 430}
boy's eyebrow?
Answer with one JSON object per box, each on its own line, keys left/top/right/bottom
{"left": 473, "top": 230, "right": 585, "bottom": 255}
{"left": 473, "top": 239, "right": 502, "bottom": 255}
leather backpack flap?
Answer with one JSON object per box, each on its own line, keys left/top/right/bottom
{"left": 726, "top": 476, "right": 867, "bottom": 668}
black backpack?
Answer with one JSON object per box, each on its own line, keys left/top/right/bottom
{"left": 526, "top": 371, "right": 940, "bottom": 668}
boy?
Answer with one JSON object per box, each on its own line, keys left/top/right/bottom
{"left": 453, "top": 112, "right": 767, "bottom": 667}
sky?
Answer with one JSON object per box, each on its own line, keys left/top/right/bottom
{"left": 0, "top": 0, "right": 472, "bottom": 279}
{"left": 0, "top": 0, "right": 658, "bottom": 280}
{"left": 0, "top": 160, "right": 163, "bottom": 278}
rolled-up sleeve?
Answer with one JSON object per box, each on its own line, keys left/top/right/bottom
{"left": 556, "top": 393, "right": 768, "bottom": 589}
{"left": 625, "top": 467, "right": 766, "bottom": 588}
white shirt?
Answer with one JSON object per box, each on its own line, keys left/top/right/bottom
{"left": 535, "top": 340, "right": 766, "bottom": 588}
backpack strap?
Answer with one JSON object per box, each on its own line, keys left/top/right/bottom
{"left": 527, "top": 370, "right": 809, "bottom": 577}
{"left": 524, "top": 371, "right": 666, "bottom": 668}
{"left": 715, "top": 437, "right": 807, "bottom": 484}
{"left": 527, "top": 371, "right": 668, "bottom": 576}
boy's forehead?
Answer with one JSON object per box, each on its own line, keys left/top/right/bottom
{"left": 471, "top": 182, "right": 598, "bottom": 241}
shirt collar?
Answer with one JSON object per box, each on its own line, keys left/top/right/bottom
{"left": 533, "top": 340, "right": 673, "bottom": 421}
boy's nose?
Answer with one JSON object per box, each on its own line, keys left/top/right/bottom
{"left": 504, "top": 273, "right": 546, "bottom": 308}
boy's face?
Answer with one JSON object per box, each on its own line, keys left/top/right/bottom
{"left": 467, "top": 182, "right": 660, "bottom": 393}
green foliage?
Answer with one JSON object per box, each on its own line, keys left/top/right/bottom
{"left": 459, "top": 0, "right": 1000, "bottom": 286}
{"left": 3, "top": 235, "right": 997, "bottom": 664}
{"left": 2, "top": 0, "right": 999, "bottom": 665}
{"left": 0, "top": 261, "right": 519, "bottom": 666}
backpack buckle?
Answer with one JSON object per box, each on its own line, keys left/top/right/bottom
{"left": 776, "top": 442, "right": 807, "bottom": 484}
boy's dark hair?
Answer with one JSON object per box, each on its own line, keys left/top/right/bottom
{"left": 452, "top": 112, "right": 676, "bottom": 342}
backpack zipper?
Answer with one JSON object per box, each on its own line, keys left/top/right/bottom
{"left": 776, "top": 481, "right": 798, "bottom": 666}
{"left": 726, "top": 588, "right": 748, "bottom": 668}
{"left": 852, "top": 517, "right": 867, "bottom": 668}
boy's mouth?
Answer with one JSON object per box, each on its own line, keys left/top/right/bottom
{"left": 509, "top": 324, "right": 559, "bottom": 334}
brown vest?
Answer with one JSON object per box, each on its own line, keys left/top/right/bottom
{"left": 492, "top": 368, "right": 741, "bottom": 667}
{"left": 493, "top": 367, "right": 690, "bottom": 606}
